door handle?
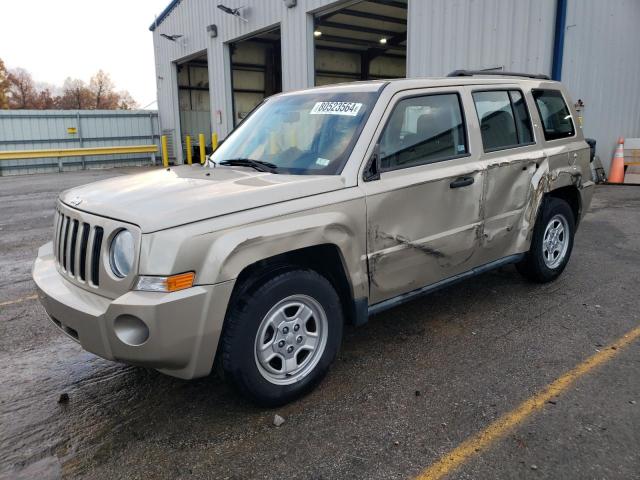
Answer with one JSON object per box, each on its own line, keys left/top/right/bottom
{"left": 450, "top": 176, "right": 474, "bottom": 189}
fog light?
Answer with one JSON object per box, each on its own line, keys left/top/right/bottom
{"left": 114, "top": 314, "right": 149, "bottom": 346}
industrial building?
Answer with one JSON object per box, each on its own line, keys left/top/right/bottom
{"left": 151, "top": 0, "right": 640, "bottom": 171}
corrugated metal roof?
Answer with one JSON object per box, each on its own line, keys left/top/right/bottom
{"left": 149, "top": 0, "right": 182, "bottom": 31}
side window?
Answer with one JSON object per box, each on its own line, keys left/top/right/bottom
{"left": 379, "top": 93, "right": 468, "bottom": 171}
{"left": 532, "top": 89, "right": 575, "bottom": 141}
{"left": 472, "top": 89, "right": 534, "bottom": 152}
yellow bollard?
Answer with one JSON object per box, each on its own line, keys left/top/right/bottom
{"left": 211, "top": 132, "right": 218, "bottom": 152}
{"left": 185, "top": 135, "right": 192, "bottom": 165}
{"left": 161, "top": 135, "right": 169, "bottom": 168}
{"left": 199, "top": 133, "right": 206, "bottom": 164}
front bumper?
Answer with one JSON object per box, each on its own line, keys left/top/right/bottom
{"left": 32, "top": 242, "right": 234, "bottom": 379}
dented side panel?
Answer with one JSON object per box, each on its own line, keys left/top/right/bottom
{"left": 363, "top": 159, "right": 486, "bottom": 304}
{"left": 471, "top": 83, "right": 593, "bottom": 265}
{"left": 138, "top": 188, "right": 369, "bottom": 301}
{"left": 476, "top": 155, "right": 544, "bottom": 263}
{"left": 521, "top": 82, "right": 593, "bottom": 241}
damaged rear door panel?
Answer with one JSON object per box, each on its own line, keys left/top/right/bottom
{"left": 467, "top": 86, "right": 545, "bottom": 263}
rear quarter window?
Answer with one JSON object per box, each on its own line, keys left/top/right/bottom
{"left": 532, "top": 89, "right": 575, "bottom": 141}
{"left": 472, "top": 89, "right": 534, "bottom": 152}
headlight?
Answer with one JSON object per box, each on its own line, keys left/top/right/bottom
{"left": 109, "top": 229, "right": 135, "bottom": 278}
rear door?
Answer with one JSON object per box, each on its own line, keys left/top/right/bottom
{"left": 468, "top": 86, "right": 543, "bottom": 262}
{"left": 360, "top": 88, "right": 486, "bottom": 305}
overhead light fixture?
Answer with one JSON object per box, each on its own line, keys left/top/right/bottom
{"left": 160, "top": 33, "right": 183, "bottom": 42}
{"left": 217, "top": 4, "right": 248, "bottom": 22}
{"left": 313, "top": 30, "right": 322, "bottom": 37}
{"left": 379, "top": 38, "right": 388, "bottom": 44}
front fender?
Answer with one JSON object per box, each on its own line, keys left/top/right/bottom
{"left": 138, "top": 194, "right": 368, "bottom": 301}
{"left": 200, "top": 210, "right": 367, "bottom": 299}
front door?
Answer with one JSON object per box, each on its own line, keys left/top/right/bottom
{"left": 361, "top": 89, "right": 485, "bottom": 305}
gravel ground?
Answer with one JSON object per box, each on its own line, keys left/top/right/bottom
{"left": 1, "top": 168, "right": 638, "bottom": 480}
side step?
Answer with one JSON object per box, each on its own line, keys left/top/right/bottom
{"left": 367, "top": 253, "right": 525, "bottom": 317}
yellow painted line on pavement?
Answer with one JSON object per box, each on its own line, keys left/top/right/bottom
{"left": 415, "top": 324, "right": 640, "bottom": 480}
{"left": 0, "top": 294, "right": 38, "bottom": 307}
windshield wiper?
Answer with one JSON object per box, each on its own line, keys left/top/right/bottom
{"left": 219, "top": 158, "right": 278, "bottom": 173}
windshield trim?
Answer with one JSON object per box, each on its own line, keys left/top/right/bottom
{"left": 328, "top": 82, "right": 389, "bottom": 176}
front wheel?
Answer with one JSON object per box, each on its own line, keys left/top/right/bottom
{"left": 517, "top": 196, "right": 575, "bottom": 283}
{"left": 221, "top": 269, "right": 343, "bottom": 406}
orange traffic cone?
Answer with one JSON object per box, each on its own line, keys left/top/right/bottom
{"left": 608, "top": 137, "right": 625, "bottom": 183}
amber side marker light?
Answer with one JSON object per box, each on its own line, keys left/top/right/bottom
{"left": 134, "top": 272, "right": 195, "bottom": 292}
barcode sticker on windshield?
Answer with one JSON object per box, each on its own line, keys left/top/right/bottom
{"left": 310, "top": 102, "right": 363, "bottom": 116}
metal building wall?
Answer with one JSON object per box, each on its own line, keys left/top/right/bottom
{"left": 561, "top": 0, "right": 640, "bottom": 171}
{"left": 153, "top": 0, "right": 639, "bottom": 171}
{"left": 0, "top": 110, "right": 160, "bottom": 176}
{"left": 152, "top": 0, "right": 341, "bottom": 163}
{"left": 153, "top": 0, "right": 561, "bottom": 163}
{"left": 406, "top": 0, "right": 557, "bottom": 76}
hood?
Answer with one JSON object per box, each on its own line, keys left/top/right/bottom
{"left": 60, "top": 165, "right": 346, "bottom": 233}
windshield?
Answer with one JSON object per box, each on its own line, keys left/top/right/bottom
{"left": 210, "top": 90, "right": 379, "bottom": 175}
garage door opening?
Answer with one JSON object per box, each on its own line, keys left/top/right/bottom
{"left": 177, "top": 52, "right": 211, "bottom": 163}
{"left": 229, "top": 26, "right": 282, "bottom": 126}
{"left": 313, "top": 0, "right": 407, "bottom": 86}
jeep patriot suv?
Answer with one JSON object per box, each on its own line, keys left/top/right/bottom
{"left": 33, "top": 72, "right": 594, "bottom": 405}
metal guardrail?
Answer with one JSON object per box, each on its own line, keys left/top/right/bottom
{"left": 0, "top": 109, "right": 160, "bottom": 175}
{"left": 0, "top": 145, "right": 159, "bottom": 161}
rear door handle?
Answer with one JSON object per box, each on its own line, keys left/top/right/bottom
{"left": 450, "top": 176, "right": 474, "bottom": 189}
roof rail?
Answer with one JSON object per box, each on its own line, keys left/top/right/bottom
{"left": 447, "top": 70, "right": 551, "bottom": 80}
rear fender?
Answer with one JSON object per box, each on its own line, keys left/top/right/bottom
{"left": 522, "top": 156, "right": 585, "bottom": 245}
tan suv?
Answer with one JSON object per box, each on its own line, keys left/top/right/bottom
{"left": 33, "top": 71, "right": 594, "bottom": 405}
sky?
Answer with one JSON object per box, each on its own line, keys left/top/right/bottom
{"left": 0, "top": 0, "right": 170, "bottom": 108}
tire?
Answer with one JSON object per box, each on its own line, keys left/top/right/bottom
{"left": 517, "top": 196, "right": 575, "bottom": 283}
{"left": 221, "top": 269, "right": 343, "bottom": 407}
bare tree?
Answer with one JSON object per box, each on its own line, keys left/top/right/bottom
{"left": 59, "top": 77, "right": 92, "bottom": 109}
{"left": 117, "top": 90, "right": 138, "bottom": 110}
{"left": 8, "top": 67, "right": 37, "bottom": 109}
{"left": 0, "top": 58, "right": 9, "bottom": 109}
{"left": 0, "top": 65, "right": 138, "bottom": 110}
{"left": 35, "top": 88, "right": 57, "bottom": 109}
{"left": 89, "top": 70, "right": 118, "bottom": 109}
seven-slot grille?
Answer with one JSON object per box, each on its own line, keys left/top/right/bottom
{"left": 53, "top": 209, "right": 104, "bottom": 286}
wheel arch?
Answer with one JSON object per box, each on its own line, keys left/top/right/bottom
{"left": 546, "top": 185, "right": 581, "bottom": 226}
{"left": 527, "top": 161, "right": 584, "bottom": 238}
{"left": 228, "top": 243, "right": 363, "bottom": 327}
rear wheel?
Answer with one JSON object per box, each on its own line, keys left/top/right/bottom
{"left": 221, "top": 269, "right": 343, "bottom": 406}
{"left": 517, "top": 196, "right": 575, "bottom": 283}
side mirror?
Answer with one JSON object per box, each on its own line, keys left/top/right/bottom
{"left": 363, "top": 143, "right": 381, "bottom": 182}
